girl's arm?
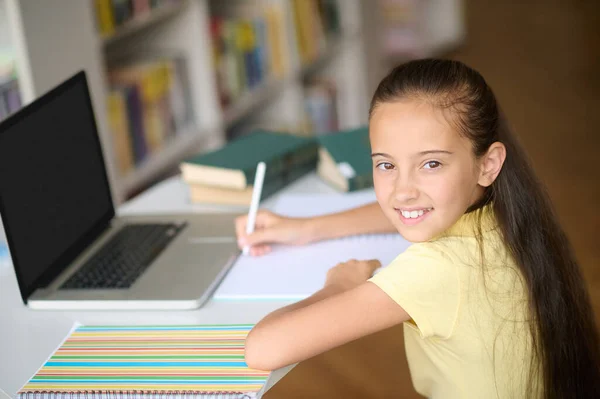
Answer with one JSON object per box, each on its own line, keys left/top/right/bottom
{"left": 236, "top": 202, "right": 397, "bottom": 256}
{"left": 244, "top": 260, "right": 409, "bottom": 371}
{"left": 308, "top": 202, "right": 397, "bottom": 241}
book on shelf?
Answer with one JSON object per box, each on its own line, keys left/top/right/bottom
{"left": 0, "top": 55, "right": 21, "bottom": 123}
{"left": 378, "top": 0, "right": 424, "bottom": 58}
{"left": 94, "top": 0, "right": 184, "bottom": 38}
{"left": 17, "top": 323, "right": 272, "bottom": 398}
{"left": 210, "top": 1, "right": 286, "bottom": 109}
{"left": 292, "top": 0, "right": 341, "bottom": 66}
{"left": 317, "top": 126, "right": 373, "bottom": 192}
{"left": 106, "top": 55, "right": 193, "bottom": 176}
{"left": 304, "top": 78, "right": 338, "bottom": 134}
{"left": 107, "top": 90, "right": 135, "bottom": 174}
{"left": 180, "top": 130, "right": 318, "bottom": 205}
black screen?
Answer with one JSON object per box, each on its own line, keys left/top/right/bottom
{"left": 0, "top": 72, "right": 114, "bottom": 301}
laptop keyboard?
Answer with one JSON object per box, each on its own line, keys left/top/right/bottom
{"left": 60, "top": 223, "right": 186, "bottom": 290}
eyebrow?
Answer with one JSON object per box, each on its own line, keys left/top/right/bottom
{"left": 371, "top": 150, "right": 453, "bottom": 158}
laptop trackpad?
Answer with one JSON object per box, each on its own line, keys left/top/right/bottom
{"left": 130, "top": 241, "right": 239, "bottom": 301}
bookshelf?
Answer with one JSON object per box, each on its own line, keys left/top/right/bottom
{"left": 101, "top": 1, "right": 188, "bottom": 47}
{"left": 0, "top": 0, "right": 20, "bottom": 123}
{"left": 0, "top": 1, "right": 10, "bottom": 51}
{"left": 3, "top": 0, "right": 464, "bottom": 204}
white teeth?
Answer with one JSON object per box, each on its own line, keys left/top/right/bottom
{"left": 401, "top": 208, "right": 431, "bottom": 219}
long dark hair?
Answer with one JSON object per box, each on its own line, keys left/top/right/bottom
{"left": 369, "top": 59, "right": 600, "bottom": 398}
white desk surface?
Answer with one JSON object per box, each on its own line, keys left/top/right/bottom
{"left": 0, "top": 172, "right": 338, "bottom": 396}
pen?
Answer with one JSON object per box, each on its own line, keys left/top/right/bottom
{"left": 243, "top": 161, "right": 266, "bottom": 255}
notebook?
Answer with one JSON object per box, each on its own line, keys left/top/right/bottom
{"left": 17, "top": 324, "right": 270, "bottom": 398}
{"left": 213, "top": 192, "right": 411, "bottom": 300}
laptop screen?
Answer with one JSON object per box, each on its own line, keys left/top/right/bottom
{"left": 0, "top": 72, "right": 114, "bottom": 302}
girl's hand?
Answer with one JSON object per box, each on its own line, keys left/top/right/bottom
{"left": 235, "top": 210, "right": 314, "bottom": 256}
{"left": 325, "top": 259, "right": 382, "bottom": 292}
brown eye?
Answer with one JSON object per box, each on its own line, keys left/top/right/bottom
{"left": 424, "top": 161, "right": 441, "bottom": 169}
{"left": 376, "top": 162, "right": 394, "bottom": 171}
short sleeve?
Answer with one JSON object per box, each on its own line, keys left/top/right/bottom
{"left": 368, "top": 242, "right": 460, "bottom": 339}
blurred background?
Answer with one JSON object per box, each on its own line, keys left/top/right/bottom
{"left": 0, "top": 0, "right": 467, "bottom": 203}
{"left": 0, "top": 0, "right": 598, "bottom": 396}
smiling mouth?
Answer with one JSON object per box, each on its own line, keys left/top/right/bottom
{"left": 395, "top": 207, "right": 433, "bottom": 224}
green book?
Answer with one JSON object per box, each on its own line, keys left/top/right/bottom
{"left": 180, "top": 130, "right": 318, "bottom": 193}
{"left": 317, "top": 126, "right": 372, "bottom": 192}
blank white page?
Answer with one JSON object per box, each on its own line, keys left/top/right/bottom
{"left": 213, "top": 191, "right": 412, "bottom": 300}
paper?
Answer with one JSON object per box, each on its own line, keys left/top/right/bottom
{"left": 213, "top": 192, "right": 411, "bottom": 300}
{"left": 272, "top": 190, "right": 378, "bottom": 217}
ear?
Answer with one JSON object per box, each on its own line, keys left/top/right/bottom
{"left": 478, "top": 142, "right": 506, "bottom": 187}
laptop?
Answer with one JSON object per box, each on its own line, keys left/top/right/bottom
{"left": 0, "top": 71, "right": 242, "bottom": 310}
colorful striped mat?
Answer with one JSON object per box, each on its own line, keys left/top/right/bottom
{"left": 18, "top": 324, "right": 270, "bottom": 398}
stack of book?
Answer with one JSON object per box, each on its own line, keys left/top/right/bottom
{"left": 179, "top": 126, "right": 373, "bottom": 206}
{"left": 316, "top": 126, "right": 373, "bottom": 192}
{"left": 180, "top": 130, "right": 319, "bottom": 206}
{"left": 107, "top": 56, "right": 193, "bottom": 176}
{"left": 94, "top": 0, "right": 183, "bottom": 38}
{"left": 0, "top": 56, "right": 21, "bottom": 123}
{"left": 293, "top": 0, "right": 341, "bottom": 66}
{"left": 209, "top": 2, "right": 286, "bottom": 109}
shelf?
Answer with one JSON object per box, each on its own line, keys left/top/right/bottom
{"left": 101, "top": 0, "right": 186, "bottom": 48}
{"left": 298, "top": 35, "right": 344, "bottom": 77}
{"left": 223, "top": 74, "right": 290, "bottom": 128}
{"left": 120, "top": 125, "right": 208, "bottom": 195}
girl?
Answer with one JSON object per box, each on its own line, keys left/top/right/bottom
{"left": 236, "top": 59, "right": 600, "bottom": 398}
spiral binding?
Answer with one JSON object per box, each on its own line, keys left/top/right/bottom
{"left": 19, "top": 392, "right": 256, "bottom": 399}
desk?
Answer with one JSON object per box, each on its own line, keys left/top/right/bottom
{"left": 0, "top": 172, "right": 338, "bottom": 396}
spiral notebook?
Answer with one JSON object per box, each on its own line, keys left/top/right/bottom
{"left": 213, "top": 192, "right": 412, "bottom": 300}
{"left": 17, "top": 324, "right": 270, "bottom": 398}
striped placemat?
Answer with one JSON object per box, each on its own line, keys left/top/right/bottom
{"left": 18, "top": 324, "right": 269, "bottom": 396}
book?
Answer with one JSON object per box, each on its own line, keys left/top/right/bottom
{"left": 180, "top": 131, "right": 318, "bottom": 193}
{"left": 190, "top": 183, "right": 254, "bottom": 206}
{"left": 209, "top": 2, "right": 281, "bottom": 109}
{"left": 304, "top": 78, "right": 338, "bottom": 134}
{"left": 0, "top": 56, "right": 21, "bottom": 122}
{"left": 292, "top": 0, "right": 339, "bottom": 66}
{"left": 94, "top": 0, "right": 116, "bottom": 36}
{"left": 317, "top": 126, "right": 373, "bottom": 192}
{"left": 107, "top": 89, "right": 135, "bottom": 175}
{"left": 107, "top": 55, "right": 193, "bottom": 166}
{"left": 213, "top": 191, "right": 411, "bottom": 300}
{"left": 17, "top": 324, "right": 270, "bottom": 398}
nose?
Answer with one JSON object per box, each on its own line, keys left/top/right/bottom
{"left": 394, "top": 172, "right": 419, "bottom": 203}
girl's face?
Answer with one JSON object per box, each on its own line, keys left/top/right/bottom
{"left": 370, "top": 100, "right": 485, "bottom": 242}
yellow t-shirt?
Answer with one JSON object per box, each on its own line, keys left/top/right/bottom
{"left": 368, "top": 205, "right": 540, "bottom": 398}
